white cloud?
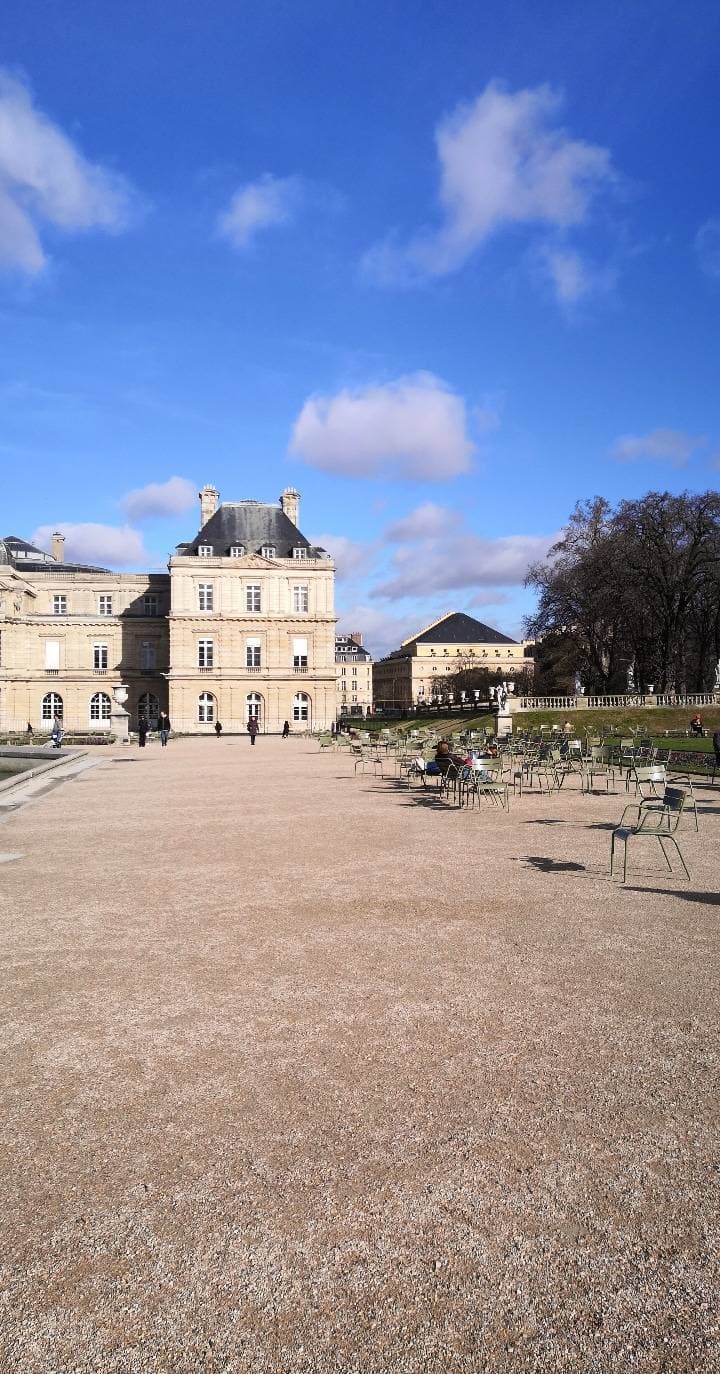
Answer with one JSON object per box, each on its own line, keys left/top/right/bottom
{"left": 32, "top": 522, "right": 150, "bottom": 568}
{"left": 218, "top": 173, "right": 304, "bottom": 249}
{"left": 540, "top": 247, "right": 615, "bottom": 303}
{"left": 290, "top": 372, "right": 475, "bottom": 480}
{"left": 308, "top": 532, "right": 375, "bottom": 581}
{"left": 695, "top": 218, "right": 720, "bottom": 280}
{"left": 335, "top": 602, "right": 421, "bottom": 661}
{"left": 361, "top": 82, "right": 614, "bottom": 296}
{"left": 120, "top": 476, "right": 197, "bottom": 522}
{"left": 374, "top": 523, "right": 556, "bottom": 600}
{"left": 384, "top": 502, "right": 461, "bottom": 542}
{"left": 0, "top": 71, "right": 135, "bottom": 274}
{"left": 611, "top": 429, "right": 705, "bottom": 467}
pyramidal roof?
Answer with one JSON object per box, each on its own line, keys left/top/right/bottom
{"left": 402, "top": 611, "right": 518, "bottom": 648}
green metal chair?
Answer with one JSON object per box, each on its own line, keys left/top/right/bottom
{"left": 610, "top": 787, "right": 691, "bottom": 883}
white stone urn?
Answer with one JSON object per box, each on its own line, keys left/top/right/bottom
{"left": 111, "top": 684, "right": 130, "bottom": 741}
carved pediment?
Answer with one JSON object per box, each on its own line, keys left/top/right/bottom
{"left": 232, "top": 554, "right": 279, "bottom": 568}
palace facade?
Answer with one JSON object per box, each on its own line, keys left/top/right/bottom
{"left": 372, "top": 612, "right": 535, "bottom": 709}
{"left": 335, "top": 632, "right": 373, "bottom": 716}
{"left": 0, "top": 487, "right": 337, "bottom": 735}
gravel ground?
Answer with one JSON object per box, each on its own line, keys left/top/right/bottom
{"left": 1, "top": 736, "right": 718, "bottom": 1373}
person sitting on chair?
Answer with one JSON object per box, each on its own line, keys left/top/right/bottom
{"left": 425, "top": 739, "right": 462, "bottom": 777}
{"left": 690, "top": 713, "right": 704, "bottom": 737}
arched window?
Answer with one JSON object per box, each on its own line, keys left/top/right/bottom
{"left": 198, "top": 692, "right": 215, "bottom": 723}
{"left": 90, "top": 692, "right": 111, "bottom": 723}
{"left": 138, "top": 692, "right": 160, "bottom": 727}
{"left": 246, "top": 692, "right": 263, "bottom": 723}
{"left": 42, "top": 692, "right": 63, "bottom": 721}
{"left": 292, "top": 692, "right": 310, "bottom": 723}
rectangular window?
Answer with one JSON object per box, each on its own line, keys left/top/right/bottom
{"left": 98, "top": 595, "right": 113, "bottom": 616}
{"left": 140, "top": 641, "right": 156, "bottom": 671}
{"left": 198, "top": 639, "right": 214, "bottom": 668}
{"left": 246, "top": 638, "right": 261, "bottom": 668}
{"left": 230, "top": 545, "right": 245, "bottom": 558}
{"left": 261, "top": 545, "right": 276, "bottom": 559}
{"left": 340, "top": 666, "right": 346, "bottom": 676}
{"left": 246, "top": 584, "right": 261, "bottom": 612}
{"left": 93, "top": 642, "right": 108, "bottom": 670}
{"left": 292, "top": 636, "right": 308, "bottom": 668}
{"left": 198, "top": 545, "right": 213, "bottom": 557}
{"left": 44, "top": 639, "right": 60, "bottom": 670}
{"left": 198, "top": 583, "right": 214, "bottom": 611}
{"left": 352, "top": 666, "right": 357, "bottom": 676}
{"left": 292, "top": 584, "right": 309, "bottom": 613}
{"left": 144, "top": 593, "right": 159, "bottom": 616}
{"left": 53, "top": 594, "right": 67, "bottom": 615}
{"left": 292, "top": 546, "right": 308, "bottom": 560}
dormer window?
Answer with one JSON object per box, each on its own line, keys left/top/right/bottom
{"left": 292, "top": 546, "right": 308, "bottom": 560}
{"left": 261, "top": 545, "right": 276, "bottom": 559}
{"left": 198, "top": 545, "right": 213, "bottom": 557}
{"left": 230, "top": 545, "right": 245, "bottom": 558}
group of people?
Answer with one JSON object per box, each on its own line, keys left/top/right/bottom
{"left": 415, "top": 738, "right": 498, "bottom": 780}
{"left": 136, "top": 716, "right": 293, "bottom": 746}
{"left": 137, "top": 713, "right": 171, "bottom": 748}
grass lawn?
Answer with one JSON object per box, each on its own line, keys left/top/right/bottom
{"left": 513, "top": 706, "right": 720, "bottom": 739}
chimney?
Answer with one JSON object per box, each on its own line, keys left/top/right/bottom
{"left": 280, "top": 487, "right": 300, "bottom": 527}
{"left": 199, "top": 485, "right": 219, "bottom": 528}
{"left": 349, "top": 631, "right": 363, "bottom": 646}
{"left": 51, "top": 531, "right": 65, "bottom": 563}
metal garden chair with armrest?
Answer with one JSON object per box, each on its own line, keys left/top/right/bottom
{"left": 610, "top": 786, "right": 691, "bottom": 883}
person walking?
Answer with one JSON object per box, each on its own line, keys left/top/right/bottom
{"left": 282, "top": 720, "right": 290, "bottom": 739}
{"left": 247, "top": 716, "right": 259, "bottom": 746}
{"left": 158, "top": 712, "right": 171, "bottom": 747}
{"left": 214, "top": 720, "right": 223, "bottom": 738}
{"left": 138, "top": 717, "right": 148, "bottom": 748}
{"left": 51, "top": 717, "right": 63, "bottom": 749}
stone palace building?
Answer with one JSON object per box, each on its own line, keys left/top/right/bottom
{"left": 0, "top": 487, "right": 338, "bottom": 735}
{"left": 372, "top": 612, "right": 535, "bottom": 710}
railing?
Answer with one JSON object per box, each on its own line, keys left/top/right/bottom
{"left": 246, "top": 666, "right": 262, "bottom": 674}
{"left": 514, "top": 692, "right": 719, "bottom": 711}
{"left": 293, "top": 665, "right": 309, "bottom": 674}
{"left": 198, "top": 666, "right": 213, "bottom": 673}
{"left": 45, "top": 668, "right": 59, "bottom": 676}
{"left": 93, "top": 668, "right": 108, "bottom": 675}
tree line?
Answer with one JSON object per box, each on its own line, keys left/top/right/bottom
{"left": 524, "top": 490, "right": 720, "bottom": 695}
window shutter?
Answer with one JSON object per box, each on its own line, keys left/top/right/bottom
{"left": 45, "top": 640, "right": 60, "bottom": 669}
{"left": 292, "top": 637, "right": 308, "bottom": 657}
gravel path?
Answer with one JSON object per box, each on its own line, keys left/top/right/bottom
{"left": 1, "top": 736, "right": 718, "bottom": 1373}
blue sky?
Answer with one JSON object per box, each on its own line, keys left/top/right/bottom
{"left": 1, "top": 0, "right": 719, "bottom": 655}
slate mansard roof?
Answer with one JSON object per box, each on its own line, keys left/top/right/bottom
{"left": 180, "top": 502, "right": 328, "bottom": 559}
{"left": 335, "top": 635, "right": 372, "bottom": 663}
{"left": 402, "top": 612, "right": 518, "bottom": 649}
{"left": 1, "top": 536, "right": 110, "bottom": 574}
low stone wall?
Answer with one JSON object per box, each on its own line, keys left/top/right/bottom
{"left": 512, "top": 693, "right": 719, "bottom": 712}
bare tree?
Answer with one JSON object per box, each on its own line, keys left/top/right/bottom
{"left": 525, "top": 490, "right": 720, "bottom": 694}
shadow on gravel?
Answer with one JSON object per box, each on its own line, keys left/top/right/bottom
{"left": 624, "top": 886, "right": 720, "bottom": 906}
{"left": 586, "top": 821, "right": 619, "bottom": 830}
{"left": 522, "top": 856, "right": 587, "bottom": 873}
{"left": 523, "top": 818, "right": 566, "bottom": 825}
